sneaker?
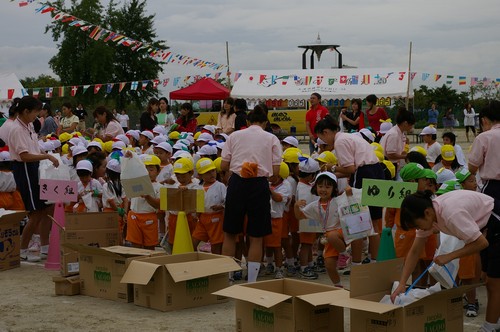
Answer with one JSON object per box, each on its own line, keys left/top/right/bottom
{"left": 466, "top": 303, "right": 478, "bottom": 317}
{"left": 232, "top": 270, "right": 243, "bottom": 281}
{"left": 20, "top": 250, "right": 41, "bottom": 262}
{"left": 258, "top": 264, "right": 267, "bottom": 277}
{"left": 337, "top": 253, "right": 351, "bottom": 270}
{"left": 362, "top": 257, "right": 371, "bottom": 264}
{"left": 274, "top": 268, "right": 284, "bottom": 279}
{"left": 265, "top": 264, "right": 275, "bottom": 275}
{"left": 298, "top": 267, "right": 318, "bottom": 280}
{"left": 198, "top": 242, "right": 211, "bottom": 253}
{"left": 286, "top": 264, "right": 297, "bottom": 277}
{"left": 28, "top": 234, "right": 41, "bottom": 252}
{"left": 313, "top": 263, "right": 326, "bottom": 273}
{"left": 316, "top": 255, "right": 325, "bottom": 268}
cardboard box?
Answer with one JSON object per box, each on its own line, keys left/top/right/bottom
{"left": 329, "top": 258, "right": 475, "bottom": 332}
{"left": 0, "top": 211, "right": 26, "bottom": 272}
{"left": 63, "top": 244, "right": 158, "bottom": 303}
{"left": 52, "top": 275, "right": 81, "bottom": 296}
{"left": 214, "top": 279, "right": 344, "bottom": 332}
{"left": 120, "top": 252, "right": 241, "bottom": 311}
{"left": 60, "top": 212, "right": 120, "bottom": 276}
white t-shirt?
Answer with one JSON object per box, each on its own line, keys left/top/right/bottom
{"left": 302, "top": 197, "right": 341, "bottom": 232}
{"left": 77, "top": 178, "right": 103, "bottom": 212}
{"left": 284, "top": 177, "right": 298, "bottom": 212}
{"left": 130, "top": 181, "right": 162, "bottom": 213}
{"left": 117, "top": 114, "right": 129, "bottom": 128}
{"left": 202, "top": 181, "right": 226, "bottom": 213}
{"left": 102, "top": 182, "right": 126, "bottom": 209}
{"left": 270, "top": 180, "right": 292, "bottom": 219}
{"left": 425, "top": 142, "right": 442, "bottom": 164}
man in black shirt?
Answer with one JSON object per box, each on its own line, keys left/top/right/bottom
{"left": 74, "top": 103, "right": 88, "bottom": 132}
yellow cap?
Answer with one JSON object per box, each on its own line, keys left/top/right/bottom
{"left": 316, "top": 151, "right": 337, "bottom": 165}
{"left": 279, "top": 162, "right": 290, "bottom": 179}
{"left": 169, "top": 131, "right": 180, "bottom": 140}
{"left": 370, "top": 142, "right": 384, "bottom": 155}
{"left": 73, "top": 131, "right": 82, "bottom": 137}
{"left": 142, "top": 154, "right": 161, "bottom": 166}
{"left": 382, "top": 160, "right": 396, "bottom": 179}
{"left": 62, "top": 143, "right": 69, "bottom": 155}
{"left": 173, "top": 157, "right": 194, "bottom": 174}
{"left": 194, "top": 131, "right": 201, "bottom": 140}
{"left": 58, "top": 132, "right": 72, "bottom": 143}
{"left": 441, "top": 144, "right": 455, "bottom": 161}
{"left": 196, "top": 158, "right": 216, "bottom": 174}
{"left": 409, "top": 145, "right": 427, "bottom": 157}
{"left": 93, "top": 137, "right": 104, "bottom": 144}
{"left": 374, "top": 150, "right": 385, "bottom": 162}
{"left": 282, "top": 147, "right": 302, "bottom": 164}
{"left": 103, "top": 141, "right": 113, "bottom": 153}
{"left": 404, "top": 144, "right": 410, "bottom": 153}
{"left": 213, "top": 157, "right": 222, "bottom": 173}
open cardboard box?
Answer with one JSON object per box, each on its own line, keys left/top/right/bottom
{"left": 52, "top": 275, "right": 81, "bottom": 296}
{"left": 60, "top": 212, "right": 121, "bottom": 276}
{"left": 63, "top": 244, "right": 159, "bottom": 303}
{"left": 329, "top": 258, "right": 476, "bottom": 332}
{"left": 0, "top": 211, "right": 26, "bottom": 272}
{"left": 120, "top": 252, "right": 241, "bottom": 312}
{"left": 214, "top": 279, "right": 345, "bottom": 332}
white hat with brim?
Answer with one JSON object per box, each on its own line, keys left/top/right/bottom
{"left": 314, "top": 171, "right": 337, "bottom": 184}
{"left": 282, "top": 136, "right": 299, "bottom": 147}
{"left": 76, "top": 160, "right": 93, "bottom": 173}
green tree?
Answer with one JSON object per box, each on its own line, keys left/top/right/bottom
{"left": 21, "top": 74, "right": 60, "bottom": 89}
{"left": 107, "top": 0, "right": 166, "bottom": 110}
{"left": 46, "top": 0, "right": 115, "bottom": 107}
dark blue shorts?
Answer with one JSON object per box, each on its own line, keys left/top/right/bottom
{"left": 350, "top": 163, "right": 385, "bottom": 220}
{"left": 12, "top": 161, "right": 46, "bottom": 212}
{"left": 223, "top": 174, "right": 272, "bottom": 237}
{"left": 481, "top": 183, "right": 500, "bottom": 278}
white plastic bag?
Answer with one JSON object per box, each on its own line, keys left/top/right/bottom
{"left": 121, "top": 152, "right": 154, "bottom": 198}
{"left": 428, "top": 233, "right": 464, "bottom": 289}
{"left": 337, "top": 188, "right": 376, "bottom": 244}
{"left": 80, "top": 192, "right": 99, "bottom": 212}
{"left": 39, "top": 153, "right": 70, "bottom": 181}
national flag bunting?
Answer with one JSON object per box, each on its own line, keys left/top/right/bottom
{"left": 32, "top": 89, "right": 40, "bottom": 98}
{"left": 58, "top": 86, "right": 65, "bottom": 97}
{"left": 45, "top": 87, "right": 53, "bottom": 98}
{"left": 446, "top": 75, "right": 454, "bottom": 85}
{"left": 434, "top": 75, "right": 442, "bottom": 82}
{"left": 119, "top": 82, "right": 127, "bottom": 92}
{"left": 130, "top": 81, "right": 138, "bottom": 90}
{"left": 94, "top": 84, "right": 102, "bottom": 94}
{"left": 459, "top": 76, "right": 466, "bottom": 85}
{"left": 470, "top": 77, "right": 478, "bottom": 86}
{"left": 7, "top": 89, "right": 15, "bottom": 99}
{"left": 71, "top": 86, "right": 78, "bottom": 96}
{"left": 82, "top": 85, "right": 90, "bottom": 94}
{"left": 141, "top": 81, "right": 149, "bottom": 90}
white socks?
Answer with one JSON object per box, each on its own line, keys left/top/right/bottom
{"left": 480, "top": 321, "right": 500, "bottom": 332}
{"left": 247, "top": 262, "right": 260, "bottom": 283}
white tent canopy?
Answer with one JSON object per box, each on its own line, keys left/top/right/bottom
{"left": 231, "top": 68, "right": 413, "bottom": 100}
{"left": 0, "top": 73, "right": 25, "bottom": 115}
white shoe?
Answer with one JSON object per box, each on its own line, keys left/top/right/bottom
{"left": 20, "top": 250, "right": 41, "bottom": 262}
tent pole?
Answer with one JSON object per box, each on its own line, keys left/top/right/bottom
{"left": 226, "top": 41, "right": 231, "bottom": 89}
{"left": 405, "top": 41, "right": 412, "bottom": 110}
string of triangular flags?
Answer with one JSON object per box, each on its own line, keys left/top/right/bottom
{"left": 237, "top": 72, "right": 500, "bottom": 87}
{"left": 1, "top": 73, "right": 228, "bottom": 100}
{"left": 13, "top": 0, "right": 226, "bottom": 70}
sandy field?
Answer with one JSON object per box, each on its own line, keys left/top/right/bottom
{"left": 0, "top": 128, "right": 487, "bottom": 332}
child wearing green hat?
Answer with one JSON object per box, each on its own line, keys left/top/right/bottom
{"left": 385, "top": 162, "right": 438, "bottom": 287}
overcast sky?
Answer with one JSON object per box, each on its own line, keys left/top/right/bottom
{"left": 1, "top": 0, "right": 499, "bottom": 94}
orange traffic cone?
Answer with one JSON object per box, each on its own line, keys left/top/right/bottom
{"left": 45, "top": 202, "right": 66, "bottom": 270}
{"left": 172, "top": 211, "right": 194, "bottom": 254}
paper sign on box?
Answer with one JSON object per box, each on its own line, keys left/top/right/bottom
{"left": 361, "top": 179, "right": 418, "bottom": 208}
{"left": 40, "top": 179, "right": 78, "bottom": 202}
{"left": 160, "top": 187, "right": 204, "bottom": 212}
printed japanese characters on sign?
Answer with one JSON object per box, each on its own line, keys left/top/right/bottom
{"left": 40, "top": 179, "right": 78, "bottom": 202}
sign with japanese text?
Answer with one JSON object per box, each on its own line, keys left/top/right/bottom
{"left": 361, "top": 179, "right": 418, "bottom": 208}
{"left": 40, "top": 179, "right": 78, "bottom": 202}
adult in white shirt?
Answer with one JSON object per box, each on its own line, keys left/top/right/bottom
{"left": 117, "top": 110, "right": 130, "bottom": 132}
{"left": 463, "top": 102, "right": 477, "bottom": 142}
{"left": 59, "top": 102, "right": 79, "bottom": 133}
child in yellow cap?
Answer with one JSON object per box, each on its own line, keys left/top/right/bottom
{"left": 163, "top": 157, "right": 202, "bottom": 251}
{"left": 264, "top": 162, "right": 292, "bottom": 279}
{"left": 125, "top": 154, "right": 162, "bottom": 249}
{"left": 431, "top": 144, "right": 463, "bottom": 173}
{"left": 191, "top": 158, "right": 226, "bottom": 255}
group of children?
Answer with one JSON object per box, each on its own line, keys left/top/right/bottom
{"left": 0, "top": 114, "right": 487, "bottom": 317}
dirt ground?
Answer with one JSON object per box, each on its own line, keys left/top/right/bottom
{"left": 0, "top": 128, "right": 487, "bottom": 332}
{"left": 0, "top": 259, "right": 487, "bottom": 332}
